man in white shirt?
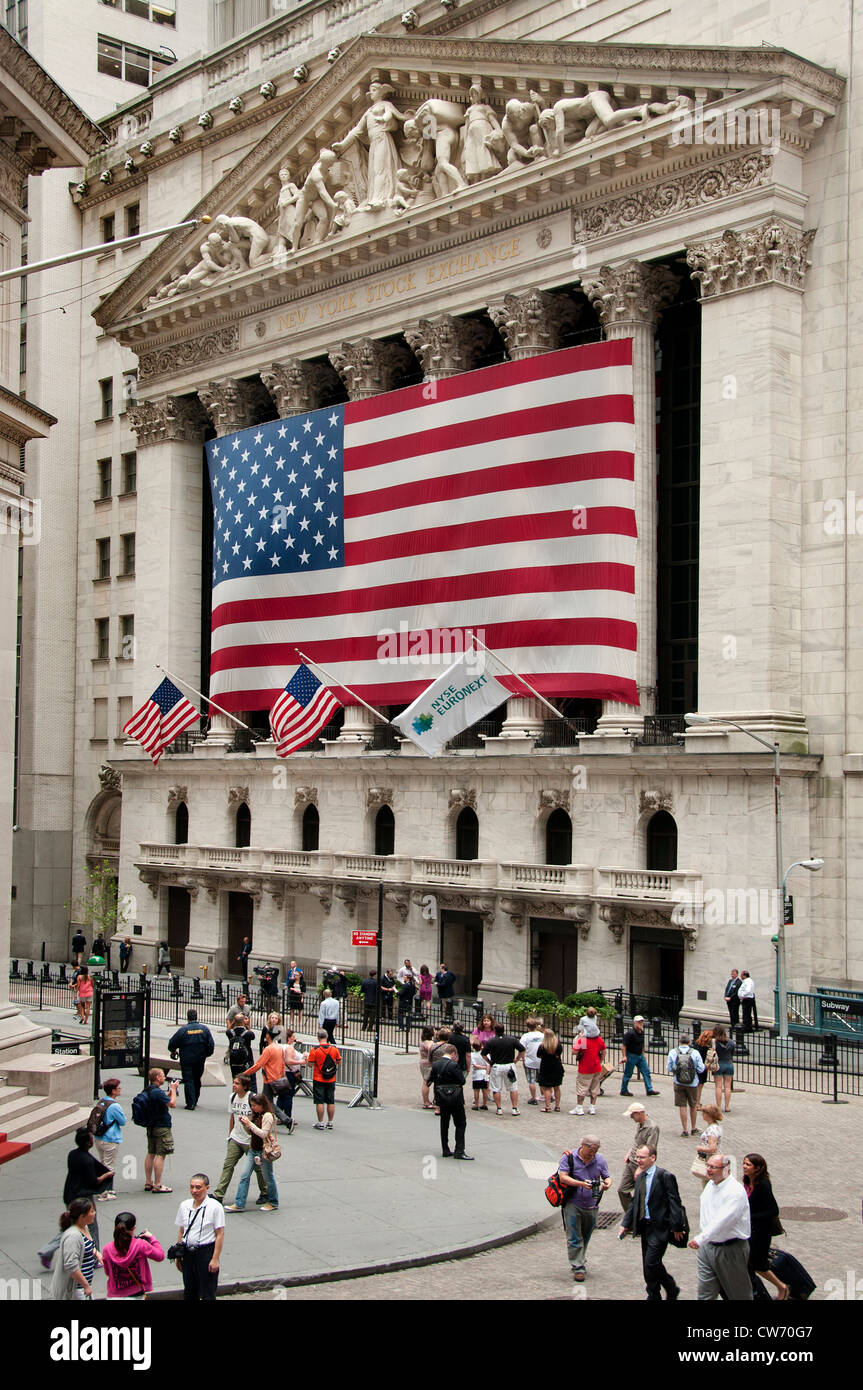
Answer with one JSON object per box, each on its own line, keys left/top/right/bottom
{"left": 688, "top": 1154, "right": 753, "bottom": 1300}
{"left": 397, "top": 959, "right": 419, "bottom": 985}
{"left": 738, "top": 971, "right": 758, "bottom": 1031}
{"left": 518, "top": 1018, "right": 545, "bottom": 1104}
{"left": 174, "top": 1173, "right": 225, "bottom": 1301}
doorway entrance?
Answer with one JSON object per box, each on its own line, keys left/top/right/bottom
{"left": 439, "top": 911, "right": 483, "bottom": 996}
{"left": 629, "top": 925, "right": 684, "bottom": 1012}
{"left": 166, "top": 887, "right": 190, "bottom": 970}
{"left": 227, "top": 892, "right": 254, "bottom": 977}
{"left": 531, "top": 918, "right": 579, "bottom": 999}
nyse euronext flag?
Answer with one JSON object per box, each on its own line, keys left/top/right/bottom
{"left": 392, "top": 650, "right": 509, "bottom": 756}
{"left": 204, "top": 340, "right": 637, "bottom": 713}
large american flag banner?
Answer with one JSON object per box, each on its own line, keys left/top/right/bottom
{"left": 206, "top": 340, "right": 637, "bottom": 711}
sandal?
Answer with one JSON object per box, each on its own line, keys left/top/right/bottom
{"left": 554, "top": 1106, "right": 560, "bottom": 1112}
{"left": 542, "top": 1107, "right": 552, "bottom": 1113}
{"left": 144, "top": 1184, "right": 153, "bottom": 1192}
{"left": 151, "top": 1185, "right": 173, "bottom": 1193}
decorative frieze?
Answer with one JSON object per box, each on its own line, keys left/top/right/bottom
{"left": 260, "top": 358, "right": 341, "bottom": 417}
{"left": 198, "top": 377, "right": 270, "bottom": 436}
{"left": 228, "top": 785, "right": 250, "bottom": 806}
{"left": 581, "top": 259, "right": 679, "bottom": 330}
{"left": 138, "top": 331, "right": 240, "bottom": 387}
{"left": 328, "top": 339, "right": 414, "bottom": 400}
{"left": 448, "top": 787, "right": 476, "bottom": 812}
{"left": 367, "top": 786, "right": 394, "bottom": 810}
{"left": 540, "top": 789, "right": 570, "bottom": 814}
{"left": 403, "top": 314, "right": 492, "bottom": 378}
{"left": 487, "top": 289, "right": 579, "bottom": 359}
{"left": 686, "top": 218, "right": 815, "bottom": 297}
{"left": 294, "top": 786, "right": 318, "bottom": 808}
{"left": 128, "top": 395, "right": 208, "bottom": 447}
{"left": 167, "top": 785, "right": 188, "bottom": 811}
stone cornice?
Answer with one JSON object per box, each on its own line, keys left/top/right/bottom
{"left": 0, "top": 28, "right": 104, "bottom": 159}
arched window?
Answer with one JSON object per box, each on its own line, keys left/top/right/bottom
{"left": 302, "top": 803, "right": 319, "bottom": 852}
{"left": 375, "top": 805, "right": 394, "bottom": 856}
{"left": 235, "top": 802, "right": 251, "bottom": 849}
{"left": 174, "top": 803, "right": 188, "bottom": 845}
{"left": 545, "top": 808, "right": 572, "bottom": 865}
{"left": 646, "top": 810, "right": 677, "bottom": 871}
{"left": 455, "top": 807, "right": 479, "bottom": 861}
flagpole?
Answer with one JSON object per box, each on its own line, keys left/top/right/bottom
{"left": 156, "top": 664, "right": 251, "bottom": 731}
{"left": 295, "top": 649, "right": 392, "bottom": 728}
{"left": 470, "top": 634, "right": 565, "bottom": 722}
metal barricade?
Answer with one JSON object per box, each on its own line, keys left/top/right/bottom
{"left": 294, "top": 1043, "right": 377, "bottom": 1108}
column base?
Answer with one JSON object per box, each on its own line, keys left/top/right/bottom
{"left": 0, "top": 1001, "right": 53, "bottom": 1065}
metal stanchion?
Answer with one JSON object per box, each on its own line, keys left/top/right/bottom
{"left": 821, "top": 1033, "right": 849, "bottom": 1105}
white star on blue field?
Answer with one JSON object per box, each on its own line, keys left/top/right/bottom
{"left": 205, "top": 405, "right": 345, "bottom": 585}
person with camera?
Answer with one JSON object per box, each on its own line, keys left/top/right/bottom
{"left": 143, "top": 1068, "right": 179, "bottom": 1194}
{"left": 618, "top": 1144, "right": 684, "bottom": 1300}
{"left": 556, "top": 1134, "right": 612, "bottom": 1282}
{"left": 172, "top": 1174, "right": 225, "bottom": 1301}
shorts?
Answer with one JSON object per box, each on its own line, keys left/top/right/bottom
{"left": 489, "top": 1063, "right": 519, "bottom": 1094}
{"left": 673, "top": 1083, "right": 698, "bottom": 1108}
{"left": 525, "top": 1066, "right": 540, "bottom": 1084}
{"left": 146, "top": 1126, "right": 174, "bottom": 1157}
{"left": 472, "top": 1079, "right": 488, "bottom": 1091}
{"left": 717, "top": 1063, "right": 734, "bottom": 1076}
{"left": 312, "top": 1080, "right": 336, "bottom": 1105}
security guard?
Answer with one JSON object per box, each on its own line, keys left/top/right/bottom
{"left": 168, "top": 1009, "right": 216, "bottom": 1111}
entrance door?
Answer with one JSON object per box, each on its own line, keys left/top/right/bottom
{"left": 440, "top": 911, "right": 483, "bottom": 996}
{"left": 630, "top": 925, "right": 684, "bottom": 1015}
{"left": 227, "top": 892, "right": 254, "bottom": 976}
{"left": 531, "top": 919, "right": 578, "bottom": 999}
{"left": 166, "top": 887, "right": 191, "bottom": 970}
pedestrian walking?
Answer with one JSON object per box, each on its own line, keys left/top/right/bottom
{"left": 70, "top": 964, "right": 93, "bottom": 1024}
{"left": 724, "top": 968, "right": 742, "bottom": 1029}
{"left": 519, "top": 1016, "right": 545, "bottom": 1105}
{"left": 538, "top": 1028, "right": 564, "bottom": 1112}
{"left": 693, "top": 1027, "right": 714, "bottom": 1106}
{"left": 570, "top": 1029, "right": 606, "bottom": 1116}
{"left": 224, "top": 1094, "right": 280, "bottom": 1212}
{"left": 225, "top": 992, "right": 249, "bottom": 1029}
{"left": 226, "top": 1014, "right": 256, "bottom": 1091}
{"left": 481, "top": 1023, "right": 526, "bottom": 1116}
{"left": 360, "top": 969, "right": 379, "bottom": 1030}
{"left": 618, "top": 1144, "right": 684, "bottom": 1300}
{"left": 71, "top": 929, "right": 86, "bottom": 966}
{"left": 469, "top": 1039, "right": 490, "bottom": 1110}
{"left": 242, "top": 1030, "right": 288, "bottom": 1110}
{"left": 419, "top": 1026, "right": 436, "bottom": 1108}
{"left": 619, "top": 1015, "right": 660, "bottom": 1098}
{"left": 397, "top": 974, "right": 417, "bottom": 1030}
{"left": 688, "top": 1154, "right": 753, "bottom": 1300}
{"left": 259, "top": 1010, "right": 283, "bottom": 1054}
{"left": 50, "top": 1198, "right": 101, "bottom": 1300}
{"left": 434, "top": 962, "right": 456, "bottom": 1022}
{"left": 666, "top": 1035, "right": 705, "bottom": 1135}
{"left": 213, "top": 1075, "right": 268, "bottom": 1205}
{"left": 418, "top": 964, "right": 433, "bottom": 1018}
{"left": 430, "top": 1043, "right": 474, "bottom": 1159}
{"left": 287, "top": 960, "right": 305, "bottom": 1022}
{"left": 712, "top": 1025, "right": 735, "bottom": 1112}
{"left": 274, "top": 1029, "right": 305, "bottom": 1130}
{"left": 140, "top": 1067, "right": 179, "bottom": 1194}
{"left": 691, "top": 1104, "right": 723, "bottom": 1185}
{"left": 173, "top": 1174, "right": 225, "bottom": 1301}
{"left": 448, "top": 1020, "right": 471, "bottom": 1073}
{"left": 318, "top": 987, "right": 340, "bottom": 1043}
{"left": 93, "top": 1078, "right": 126, "bottom": 1200}
{"left": 556, "top": 1135, "right": 611, "bottom": 1282}
{"left": 743, "top": 1153, "right": 789, "bottom": 1300}
{"left": 306, "top": 1030, "right": 341, "bottom": 1129}
{"left": 118, "top": 936, "right": 133, "bottom": 971}
{"left": 156, "top": 942, "right": 171, "bottom": 976}
{"left": 739, "top": 971, "right": 758, "bottom": 1030}
{"left": 617, "top": 1102, "right": 660, "bottom": 1215}
{"left": 397, "top": 958, "right": 419, "bottom": 985}
{"left": 168, "top": 1009, "right": 215, "bottom": 1111}
{"left": 101, "top": 1213, "right": 164, "bottom": 1299}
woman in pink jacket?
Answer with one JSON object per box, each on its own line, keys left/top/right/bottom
{"left": 101, "top": 1211, "right": 164, "bottom": 1299}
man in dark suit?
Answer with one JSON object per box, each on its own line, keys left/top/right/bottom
{"left": 724, "top": 969, "right": 742, "bottom": 1028}
{"left": 618, "top": 1144, "right": 685, "bottom": 1300}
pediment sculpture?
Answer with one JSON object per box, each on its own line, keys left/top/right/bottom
{"left": 147, "top": 75, "right": 695, "bottom": 306}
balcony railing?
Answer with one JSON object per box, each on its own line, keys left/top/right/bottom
{"left": 638, "top": 715, "right": 687, "bottom": 746}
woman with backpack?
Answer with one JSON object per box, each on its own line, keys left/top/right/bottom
{"left": 93, "top": 1078, "right": 126, "bottom": 1201}
{"left": 101, "top": 1211, "right": 164, "bottom": 1299}
{"left": 305, "top": 1028, "right": 341, "bottom": 1130}
{"left": 224, "top": 1093, "right": 280, "bottom": 1212}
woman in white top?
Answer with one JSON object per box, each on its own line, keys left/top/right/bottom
{"left": 224, "top": 1094, "right": 279, "bottom": 1211}
{"left": 693, "top": 1104, "right": 723, "bottom": 1187}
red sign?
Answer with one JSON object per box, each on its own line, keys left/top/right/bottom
{"left": 351, "top": 930, "right": 378, "bottom": 948}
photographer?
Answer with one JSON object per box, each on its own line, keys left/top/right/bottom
{"left": 172, "top": 1174, "right": 225, "bottom": 1301}
{"left": 556, "top": 1135, "right": 612, "bottom": 1284}
{"left": 143, "top": 1068, "right": 179, "bottom": 1195}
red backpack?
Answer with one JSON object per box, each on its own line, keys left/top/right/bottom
{"left": 545, "top": 1150, "right": 574, "bottom": 1207}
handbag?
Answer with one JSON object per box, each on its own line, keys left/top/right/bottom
{"left": 690, "top": 1154, "right": 710, "bottom": 1180}
{"left": 262, "top": 1118, "right": 281, "bottom": 1161}
{"left": 705, "top": 1046, "right": 719, "bottom": 1075}
{"left": 770, "top": 1211, "right": 785, "bottom": 1236}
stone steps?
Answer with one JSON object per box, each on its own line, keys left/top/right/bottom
{"left": 0, "top": 1084, "right": 91, "bottom": 1150}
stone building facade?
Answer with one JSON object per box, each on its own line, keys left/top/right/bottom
{"left": 14, "top": 0, "right": 863, "bottom": 1021}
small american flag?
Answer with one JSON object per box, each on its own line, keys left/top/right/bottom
{"left": 270, "top": 663, "right": 342, "bottom": 757}
{"left": 123, "top": 677, "right": 199, "bottom": 765}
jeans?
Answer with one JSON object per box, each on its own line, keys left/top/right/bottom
{"left": 234, "top": 1150, "right": 278, "bottom": 1209}
{"left": 273, "top": 1072, "right": 297, "bottom": 1122}
{"left": 563, "top": 1203, "right": 596, "bottom": 1272}
{"left": 213, "top": 1139, "right": 266, "bottom": 1203}
{"left": 621, "top": 1054, "right": 654, "bottom": 1092}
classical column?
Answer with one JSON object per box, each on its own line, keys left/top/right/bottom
{"left": 685, "top": 219, "right": 813, "bottom": 740}
{"left": 259, "top": 358, "right": 341, "bottom": 418}
{"left": 499, "top": 697, "right": 545, "bottom": 740}
{"left": 581, "top": 260, "right": 678, "bottom": 734}
{"left": 197, "top": 377, "right": 269, "bottom": 436}
{"left": 487, "top": 288, "right": 580, "bottom": 359}
{"left": 403, "top": 314, "right": 492, "bottom": 379}
{"left": 127, "top": 396, "right": 208, "bottom": 716}
{"left": 477, "top": 897, "right": 530, "bottom": 1007}
{"left": 328, "top": 339, "right": 414, "bottom": 401}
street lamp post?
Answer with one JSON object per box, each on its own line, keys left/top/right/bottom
{"left": 684, "top": 714, "right": 823, "bottom": 1042}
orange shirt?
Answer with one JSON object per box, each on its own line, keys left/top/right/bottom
{"left": 307, "top": 1045, "right": 340, "bottom": 1083}
{"left": 243, "top": 1041, "right": 286, "bottom": 1082}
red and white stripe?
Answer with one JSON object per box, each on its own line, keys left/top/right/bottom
{"left": 270, "top": 684, "right": 342, "bottom": 757}
{"left": 123, "top": 696, "right": 199, "bottom": 765}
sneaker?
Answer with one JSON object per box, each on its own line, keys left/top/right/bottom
{"left": 223, "top": 1204, "right": 245, "bottom": 1212}
{"left": 495, "top": 1107, "right": 503, "bottom": 1115}
{"left": 288, "top": 1119, "right": 297, "bottom": 1134}
{"left": 511, "top": 1108, "right": 520, "bottom": 1116}
{"left": 571, "top": 1106, "right": 584, "bottom": 1116}
{"left": 527, "top": 1098, "right": 538, "bottom": 1106}
{"left": 259, "top": 1203, "right": 278, "bottom": 1211}
{"left": 572, "top": 1270, "right": 586, "bottom": 1282}
{"left": 588, "top": 1105, "right": 596, "bottom": 1115}
{"left": 325, "top": 1123, "right": 333, "bottom": 1130}
{"left": 313, "top": 1122, "right": 326, "bottom": 1130}
{"left": 255, "top": 1196, "right": 269, "bottom": 1206}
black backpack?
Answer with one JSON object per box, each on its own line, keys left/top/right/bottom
{"left": 87, "top": 1097, "right": 111, "bottom": 1138}
{"left": 319, "top": 1048, "right": 338, "bottom": 1081}
{"left": 229, "top": 1031, "right": 253, "bottom": 1069}
{"left": 674, "top": 1046, "right": 697, "bottom": 1085}
{"left": 131, "top": 1086, "right": 158, "bottom": 1128}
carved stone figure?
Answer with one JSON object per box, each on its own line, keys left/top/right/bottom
{"left": 291, "top": 149, "right": 340, "bottom": 246}
{"left": 212, "top": 213, "right": 271, "bottom": 270}
{"left": 150, "top": 231, "right": 232, "bottom": 302}
{"left": 274, "top": 163, "right": 302, "bottom": 254}
{"left": 534, "top": 90, "right": 691, "bottom": 157}
{"left": 413, "top": 98, "right": 467, "bottom": 197}
{"left": 332, "top": 81, "right": 411, "bottom": 210}
{"left": 501, "top": 97, "right": 544, "bottom": 166}
{"left": 462, "top": 84, "right": 504, "bottom": 183}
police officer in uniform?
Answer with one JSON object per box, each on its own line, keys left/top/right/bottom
{"left": 169, "top": 1009, "right": 216, "bottom": 1111}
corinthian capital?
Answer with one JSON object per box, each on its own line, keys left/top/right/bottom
{"left": 328, "top": 339, "right": 414, "bottom": 400}
{"left": 197, "top": 377, "right": 270, "bottom": 436}
{"left": 487, "top": 289, "right": 580, "bottom": 360}
{"left": 403, "top": 315, "right": 492, "bottom": 379}
{"left": 260, "top": 358, "right": 341, "bottom": 417}
{"left": 581, "top": 260, "right": 678, "bottom": 330}
{"left": 686, "top": 219, "right": 815, "bottom": 298}
{"left": 128, "top": 395, "right": 207, "bottom": 448}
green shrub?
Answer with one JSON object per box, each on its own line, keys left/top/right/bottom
{"left": 505, "top": 988, "right": 560, "bottom": 1016}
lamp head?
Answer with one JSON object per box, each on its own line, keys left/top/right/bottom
{"left": 684, "top": 712, "right": 710, "bottom": 726}
{"left": 801, "top": 858, "right": 824, "bottom": 871}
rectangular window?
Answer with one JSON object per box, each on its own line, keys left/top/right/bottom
{"left": 124, "top": 43, "right": 150, "bottom": 87}
{"left": 119, "top": 614, "right": 135, "bottom": 661}
{"left": 121, "top": 533, "right": 135, "bottom": 576}
{"left": 121, "top": 370, "right": 137, "bottom": 410}
{"left": 97, "top": 538, "right": 111, "bottom": 580}
{"left": 96, "top": 617, "right": 110, "bottom": 661}
{"left": 151, "top": 3, "right": 176, "bottom": 25}
{"left": 97, "top": 35, "right": 123, "bottom": 80}
{"left": 97, "top": 34, "right": 175, "bottom": 84}
{"left": 98, "top": 458, "right": 112, "bottom": 500}
{"left": 19, "top": 319, "right": 26, "bottom": 376}
{"left": 121, "top": 450, "right": 137, "bottom": 494}
{"left": 117, "top": 696, "right": 132, "bottom": 738}
{"left": 125, "top": 202, "right": 140, "bottom": 238}
{"left": 99, "top": 377, "right": 113, "bottom": 419}
{"left": 93, "top": 698, "right": 108, "bottom": 741}
{"left": 125, "top": 0, "right": 149, "bottom": 15}
{"left": 101, "top": 213, "right": 115, "bottom": 244}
